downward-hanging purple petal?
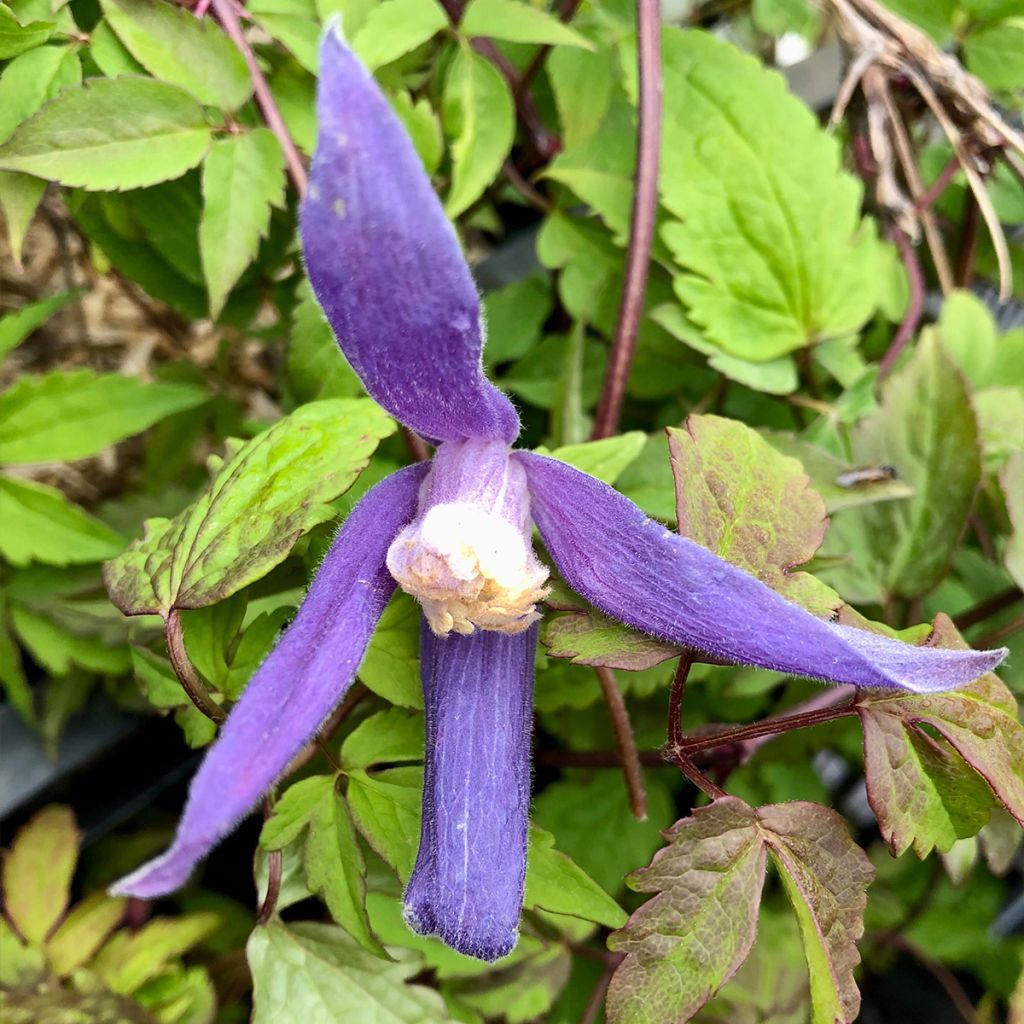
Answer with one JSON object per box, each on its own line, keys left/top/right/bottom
{"left": 112, "top": 464, "right": 427, "bottom": 899}
{"left": 300, "top": 29, "right": 519, "bottom": 445}
{"left": 517, "top": 453, "right": 1007, "bottom": 693}
{"left": 404, "top": 623, "right": 537, "bottom": 961}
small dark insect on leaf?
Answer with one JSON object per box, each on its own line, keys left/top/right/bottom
{"left": 835, "top": 465, "right": 899, "bottom": 489}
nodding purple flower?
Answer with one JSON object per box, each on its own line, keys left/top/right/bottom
{"left": 112, "top": 29, "right": 1008, "bottom": 962}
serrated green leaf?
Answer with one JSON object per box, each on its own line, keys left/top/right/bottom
{"left": 0, "top": 982, "right": 162, "bottom": 1024}
{"left": 0, "top": 477, "right": 124, "bottom": 566}
{"left": 103, "top": 399, "right": 394, "bottom": 616}
{"left": 248, "top": 921, "right": 448, "bottom": 1023}
{"left": 3, "top": 805, "right": 80, "bottom": 947}
{"left": 0, "top": 918, "right": 45, "bottom": 988}
{"left": 352, "top": 0, "right": 446, "bottom": 70}
{"left": 657, "top": 30, "right": 879, "bottom": 361}
{"left": 340, "top": 707, "right": 424, "bottom": 770}
{"left": 389, "top": 90, "right": 443, "bottom": 176}
{"left": 541, "top": 605, "right": 679, "bottom": 670}
{"left": 0, "top": 289, "right": 82, "bottom": 359}
{"left": 0, "top": 44, "right": 77, "bottom": 143}
{"left": 482, "top": 275, "right": 553, "bottom": 365}
{"left": 964, "top": 20, "right": 1024, "bottom": 91}
{"left": 45, "top": 891, "right": 127, "bottom": 976}
{"left": 248, "top": 3, "right": 320, "bottom": 74}
{"left": 549, "top": 432, "right": 646, "bottom": 485}
{"left": 850, "top": 335, "right": 981, "bottom": 599}
{"left": 0, "top": 593, "right": 33, "bottom": 725}
{"left": 668, "top": 417, "right": 841, "bottom": 616}
{"left": 200, "top": 129, "right": 285, "bottom": 316}
{"left": 11, "top": 603, "right": 131, "bottom": 675}
{"left": 101, "top": 0, "right": 252, "bottom": 110}
{"left": 0, "top": 3, "right": 53, "bottom": 59}
{"left": 347, "top": 765, "right": 423, "bottom": 881}
{"left": 524, "top": 825, "right": 627, "bottom": 929}
{"left": 461, "top": 0, "right": 593, "bottom": 47}
{"left": 89, "top": 18, "right": 147, "bottom": 76}
{"left": 0, "top": 170, "right": 45, "bottom": 266}
{"left": 0, "top": 77, "right": 212, "bottom": 190}
{"left": 359, "top": 591, "right": 424, "bottom": 708}
{"left": 442, "top": 46, "right": 515, "bottom": 218}
{"left": 857, "top": 614, "right": 1024, "bottom": 849}
{"left": 0, "top": 370, "right": 209, "bottom": 464}
{"left": 548, "top": 43, "right": 613, "bottom": 150}
{"left": 287, "top": 278, "right": 363, "bottom": 403}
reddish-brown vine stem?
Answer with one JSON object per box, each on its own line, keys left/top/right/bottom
{"left": 591, "top": 0, "right": 662, "bottom": 439}
{"left": 165, "top": 609, "right": 226, "bottom": 723}
{"left": 666, "top": 654, "right": 726, "bottom": 800}
{"left": 594, "top": 666, "right": 648, "bottom": 820}
{"left": 256, "top": 795, "right": 283, "bottom": 924}
{"left": 878, "top": 226, "right": 925, "bottom": 380}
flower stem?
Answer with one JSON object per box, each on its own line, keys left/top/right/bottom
{"left": 256, "top": 795, "right": 282, "bottom": 924}
{"left": 666, "top": 654, "right": 726, "bottom": 800}
{"left": 878, "top": 226, "right": 924, "bottom": 380}
{"left": 592, "top": 0, "right": 661, "bottom": 440}
{"left": 208, "top": 0, "right": 309, "bottom": 196}
{"left": 165, "top": 609, "right": 225, "bottom": 723}
{"left": 594, "top": 666, "right": 647, "bottom": 820}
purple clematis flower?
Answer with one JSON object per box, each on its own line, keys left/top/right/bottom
{"left": 112, "top": 29, "right": 1008, "bottom": 962}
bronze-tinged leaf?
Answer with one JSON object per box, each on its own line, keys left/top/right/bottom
{"left": 857, "top": 614, "right": 1024, "bottom": 858}
{"left": 607, "top": 798, "right": 873, "bottom": 1024}
{"left": 0, "top": 980, "right": 159, "bottom": 1024}
{"left": 668, "top": 417, "right": 840, "bottom": 617}
{"left": 541, "top": 606, "right": 681, "bottom": 670}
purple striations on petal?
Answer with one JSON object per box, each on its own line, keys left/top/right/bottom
{"left": 404, "top": 621, "right": 537, "bottom": 961}
{"left": 300, "top": 30, "right": 519, "bottom": 445}
{"left": 517, "top": 453, "right": 1007, "bottom": 693}
{"left": 111, "top": 463, "right": 428, "bottom": 899}
{"left": 387, "top": 439, "right": 548, "bottom": 636}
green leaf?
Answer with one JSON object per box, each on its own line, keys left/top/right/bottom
{"left": 3, "top": 806, "right": 80, "bottom": 947}
{"left": 667, "top": 417, "right": 841, "bottom": 615}
{"left": 0, "top": 290, "right": 81, "bottom": 359}
{"left": 877, "top": 0, "right": 955, "bottom": 40}
{"left": 0, "top": 919, "right": 45, "bottom": 988}
{"left": 0, "top": 982, "right": 164, "bottom": 1023}
{"left": 523, "top": 825, "right": 627, "bottom": 929}
{"left": 964, "top": 20, "right": 1024, "bottom": 92}
{"left": 442, "top": 46, "right": 515, "bottom": 218}
{"left": 262, "top": 776, "right": 384, "bottom": 956}
{"left": 91, "top": 913, "right": 220, "bottom": 994}
{"left": 389, "top": 90, "right": 443, "bottom": 176}
{"left": 0, "top": 3, "right": 53, "bottom": 59}
{"left": 607, "top": 797, "right": 873, "bottom": 1024}
{"left": 857, "top": 614, "right": 1024, "bottom": 851}
{"left": 0, "top": 593, "right": 33, "bottom": 725}
{"left": 340, "top": 707, "right": 424, "bottom": 770}
{"left": 359, "top": 592, "right": 424, "bottom": 708}
{"left": 103, "top": 399, "right": 394, "bottom": 616}
{"left": 248, "top": 921, "right": 448, "bottom": 1023}
{"left": 200, "top": 129, "right": 285, "bottom": 316}
{"left": 100, "top": 0, "right": 252, "bottom": 110}
{"left": 850, "top": 335, "right": 981, "bottom": 599}
{"left": 0, "top": 170, "right": 45, "bottom": 266}
{"left": 131, "top": 647, "right": 218, "bottom": 747}
{"left": 45, "top": 891, "right": 127, "bottom": 976}
{"left": 549, "top": 432, "right": 646, "bottom": 485}
{"left": 0, "top": 477, "right": 124, "bottom": 566}
{"left": 347, "top": 766, "right": 423, "bottom": 881}
{"left": 248, "top": 2, "right": 320, "bottom": 74}
{"left": 0, "top": 44, "right": 79, "bottom": 143}
{"left": 287, "top": 278, "right": 363, "bottom": 403}
{"left": 541, "top": 605, "right": 679, "bottom": 671}
{"left": 352, "top": 0, "right": 447, "bottom": 70}
{"left": 89, "top": 18, "right": 147, "bottom": 76}
{"left": 483, "top": 275, "right": 553, "bottom": 364}
{"left": 461, "top": 0, "right": 593, "bottom": 47}
{"left": 1003, "top": 452, "right": 1024, "bottom": 590}
{"left": 11, "top": 603, "right": 131, "bottom": 675}
{"left": 548, "top": 43, "right": 614, "bottom": 150}
{"left": 658, "top": 30, "right": 879, "bottom": 361}
{"left": 0, "top": 77, "right": 212, "bottom": 190}
{"left": 0, "top": 370, "right": 208, "bottom": 464}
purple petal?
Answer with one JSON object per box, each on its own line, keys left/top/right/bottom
{"left": 112, "top": 463, "right": 428, "bottom": 899}
{"left": 404, "top": 622, "right": 537, "bottom": 960}
{"left": 517, "top": 453, "right": 1007, "bottom": 693}
{"left": 300, "top": 29, "right": 519, "bottom": 445}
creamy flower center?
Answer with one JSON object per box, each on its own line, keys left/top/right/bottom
{"left": 385, "top": 440, "right": 548, "bottom": 636}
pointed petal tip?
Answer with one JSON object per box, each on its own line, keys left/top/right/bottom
{"left": 403, "top": 894, "right": 518, "bottom": 962}
{"left": 109, "top": 847, "right": 197, "bottom": 900}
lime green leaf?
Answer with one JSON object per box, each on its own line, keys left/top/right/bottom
{"left": 0, "top": 3, "right": 53, "bottom": 59}
{"left": 389, "top": 90, "right": 443, "bottom": 176}
{"left": 0, "top": 919, "right": 44, "bottom": 988}
{"left": 3, "top": 806, "right": 80, "bottom": 947}
{"left": 0, "top": 477, "right": 124, "bottom": 566}
{"left": 878, "top": 0, "right": 955, "bottom": 40}
{"left": 483, "top": 275, "right": 553, "bottom": 364}
{"left": 541, "top": 605, "right": 679, "bottom": 670}
{"left": 0, "top": 170, "right": 45, "bottom": 266}
{"left": 248, "top": 921, "right": 448, "bottom": 1023}
{"left": 0, "top": 77, "right": 212, "bottom": 190}
{"left": 91, "top": 913, "right": 220, "bottom": 994}
{"left": 340, "top": 707, "right": 424, "bottom": 770}
{"left": 0, "top": 290, "right": 81, "bottom": 359}
{"left": 0, "top": 44, "right": 78, "bottom": 143}
{"left": 524, "top": 825, "right": 627, "bottom": 929}
{"left": 548, "top": 43, "right": 614, "bottom": 150}
{"left": 0, "top": 370, "right": 208, "bottom": 464}
{"left": 1003, "top": 452, "right": 1024, "bottom": 590}
{"left": 461, "top": 0, "right": 593, "bottom": 47}
{"left": 850, "top": 335, "right": 981, "bottom": 599}
{"left": 45, "top": 891, "right": 127, "bottom": 976}
{"left": 667, "top": 417, "right": 841, "bottom": 616}
{"left": 103, "top": 399, "right": 394, "bottom": 616}
{"left": 11, "top": 603, "right": 131, "bottom": 675}
{"left": 200, "top": 128, "right": 285, "bottom": 316}
{"left": 248, "top": 2, "right": 320, "bottom": 74}
{"left": 131, "top": 647, "right": 218, "bottom": 747}
{"left": 347, "top": 766, "right": 423, "bottom": 881}
{"left": 100, "top": 0, "right": 252, "bottom": 110}
{"left": 658, "top": 30, "right": 879, "bottom": 361}
{"left": 352, "top": 0, "right": 446, "bottom": 70}
{"left": 964, "top": 20, "right": 1024, "bottom": 92}
{"left": 549, "top": 432, "right": 646, "bottom": 485}
{"left": 0, "top": 593, "right": 33, "bottom": 725}
{"left": 89, "top": 18, "right": 147, "bottom": 76}
{"left": 287, "top": 278, "right": 363, "bottom": 402}
{"left": 857, "top": 614, "right": 1024, "bottom": 853}
{"left": 262, "top": 776, "right": 384, "bottom": 956}
{"left": 359, "top": 592, "right": 424, "bottom": 708}
{"left": 607, "top": 798, "right": 872, "bottom": 1024}
{"left": 442, "top": 46, "right": 515, "bottom": 218}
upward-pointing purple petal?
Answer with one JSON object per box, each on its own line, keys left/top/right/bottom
{"left": 111, "top": 463, "right": 427, "bottom": 899}
{"left": 301, "top": 29, "right": 519, "bottom": 445}
{"left": 517, "top": 453, "right": 1007, "bottom": 693}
